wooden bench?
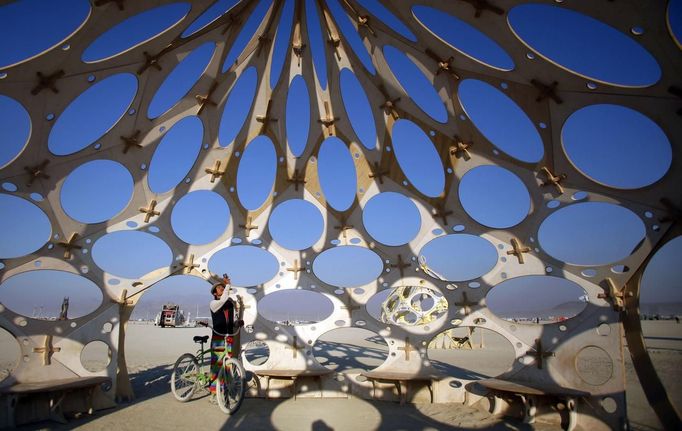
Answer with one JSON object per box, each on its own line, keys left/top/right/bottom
{"left": 253, "top": 369, "right": 332, "bottom": 400}
{"left": 0, "top": 376, "right": 111, "bottom": 428}
{"left": 477, "top": 378, "right": 589, "bottom": 431}
{"left": 361, "top": 371, "right": 441, "bottom": 405}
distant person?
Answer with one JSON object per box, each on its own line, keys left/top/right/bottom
{"left": 208, "top": 274, "right": 243, "bottom": 403}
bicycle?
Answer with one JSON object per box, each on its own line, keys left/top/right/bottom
{"left": 170, "top": 322, "right": 247, "bottom": 415}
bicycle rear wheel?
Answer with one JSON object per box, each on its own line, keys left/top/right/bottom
{"left": 171, "top": 353, "right": 199, "bottom": 402}
{"left": 216, "top": 358, "right": 246, "bottom": 414}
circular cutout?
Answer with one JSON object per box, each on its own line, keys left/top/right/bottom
{"left": 340, "top": 68, "right": 377, "bottom": 150}
{"left": 458, "top": 79, "right": 543, "bottom": 163}
{"left": 459, "top": 165, "right": 531, "bottom": 229}
{"left": 0, "top": 270, "right": 103, "bottom": 319}
{"left": 81, "top": 340, "right": 111, "bottom": 372}
{"left": 237, "top": 136, "right": 277, "bottom": 210}
{"left": 362, "top": 192, "right": 420, "bottom": 246}
{"left": 313, "top": 327, "right": 388, "bottom": 373}
{"left": 92, "top": 231, "right": 173, "bottom": 279}
{"left": 486, "top": 275, "right": 588, "bottom": 324}
{"left": 208, "top": 245, "right": 279, "bottom": 287}
{"left": 259, "top": 290, "right": 334, "bottom": 324}
{"left": 391, "top": 119, "right": 445, "bottom": 197}
{"left": 171, "top": 190, "right": 230, "bottom": 244}
{"left": 508, "top": 4, "right": 661, "bottom": 87}
{"left": 317, "top": 137, "right": 357, "bottom": 211}
{"left": 48, "top": 73, "right": 138, "bottom": 156}
{"left": 538, "top": 202, "right": 645, "bottom": 266}
{"left": 148, "top": 115, "right": 203, "bottom": 194}
{"left": 286, "top": 75, "right": 310, "bottom": 157}
{"left": 0, "top": 95, "right": 31, "bottom": 169}
{"left": 562, "top": 104, "right": 671, "bottom": 189}
{"left": 575, "top": 346, "right": 613, "bottom": 385}
{"left": 313, "top": 246, "right": 383, "bottom": 288}
{"left": 419, "top": 234, "right": 498, "bottom": 281}
{"left": 61, "top": 160, "right": 133, "bottom": 223}
{"left": 243, "top": 341, "right": 270, "bottom": 366}
{"left": 0, "top": 194, "right": 51, "bottom": 258}
{"left": 268, "top": 199, "right": 324, "bottom": 250}
{"left": 218, "top": 67, "right": 258, "bottom": 147}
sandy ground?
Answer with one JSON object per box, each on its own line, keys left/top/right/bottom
{"left": 1, "top": 321, "right": 680, "bottom": 430}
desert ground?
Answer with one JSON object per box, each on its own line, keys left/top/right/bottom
{"left": 0, "top": 320, "right": 680, "bottom": 430}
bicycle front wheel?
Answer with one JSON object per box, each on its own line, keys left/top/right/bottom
{"left": 216, "top": 358, "right": 246, "bottom": 414}
{"left": 171, "top": 353, "right": 200, "bottom": 402}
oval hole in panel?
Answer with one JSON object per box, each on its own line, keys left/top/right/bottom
{"left": 132, "top": 274, "right": 210, "bottom": 322}
{"left": 412, "top": 5, "right": 514, "bottom": 71}
{"left": 92, "top": 231, "right": 173, "bottom": 279}
{"left": 305, "top": 0, "right": 327, "bottom": 89}
{"left": 327, "top": 0, "right": 375, "bottom": 74}
{"left": 391, "top": 119, "right": 444, "bottom": 198}
{"left": 0, "top": 95, "right": 31, "bottom": 169}
{"left": 61, "top": 160, "right": 133, "bottom": 224}
{"left": 286, "top": 75, "right": 310, "bottom": 157}
{"left": 317, "top": 137, "right": 357, "bottom": 211}
{"left": 222, "top": 0, "right": 273, "bottom": 72}
{"left": 668, "top": 0, "right": 682, "bottom": 48}
{"left": 268, "top": 199, "right": 323, "bottom": 250}
{"left": 314, "top": 327, "right": 388, "bottom": 373}
{"left": 171, "top": 190, "right": 230, "bottom": 244}
{"left": 244, "top": 341, "right": 270, "bottom": 366}
{"left": 269, "top": 0, "right": 295, "bottom": 88}
{"left": 82, "top": 3, "right": 191, "bottom": 62}
{"left": 459, "top": 165, "right": 530, "bottom": 229}
{"left": 218, "top": 67, "right": 258, "bottom": 147}
{"left": 313, "top": 246, "right": 383, "bottom": 288}
{"left": 641, "top": 236, "right": 682, "bottom": 318}
{"left": 208, "top": 245, "right": 279, "bottom": 286}
{"left": 356, "top": 0, "right": 416, "bottom": 41}
{"left": 0, "top": 194, "right": 51, "bottom": 259}
{"left": 237, "top": 135, "right": 277, "bottom": 210}
{"left": 181, "top": 0, "right": 240, "bottom": 37}
{"left": 539, "top": 202, "right": 645, "bottom": 266}
{"left": 487, "top": 275, "right": 587, "bottom": 324}
{"left": 458, "top": 79, "right": 543, "bottom": 163}
{"left": 147, "top": 42, "right": 215, "bottom": 119}
{"left": 383, "top": 45, "right": 447, "bottom": 123}
{"left": 0, "top": 270, "right": 103, "bottom": 319}
{"left": 340, "top": 68, "right": 377, "bottom": 150}
{"left": 0, "top": 0, "right": 90, "bottom": 68}
{"left": 48, "top": 73, "right": 138, "bottom": 156}
{"left": 148, "top": 115, "right": 203, "bottom": 194}
{"left": 562, "top": 104, "right": 671, "bottom": 189}
{"left": 508, "top": 4, "right": 660, "bottom": 87}
{"left": 0, "top": 327, "right": 19, "bottom": 383}
{"left": 427, "top": 327, "right": 515, "bottom": 378}
{"left": 259, "top": 290, "right": 334, "bottom": 324}
{"left": 362, "top": 192, "right": 420, "bottom": 246}
{"left": 419, "top": 234, "right": 498, "bottom": 281}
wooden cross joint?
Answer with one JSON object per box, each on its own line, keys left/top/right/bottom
{"left": 239, "top": 217, "right": 258, "bottom": 237}
{"left": 112, "top": 288, "right": 133, "bottom": 306}
{"left": 137, "top": 51, "right": 163, "bottom": 75}
{"left": 327, "top": 35, "right": 342, "bottom": 61}
{"left": 668, "top": 86, "right": 682, "bottom": 116}
{"left": 58, "top": 233, "right": 82, "bottom": 260}
{"left": 33, "top": 335, "right": 61, "bottom": 366}
{"left": 390, "top": 254, "right": 411, "bottom": 278}
{"left": 285, "top": 336, "right": 303, "bottom": 358}
{"left": 455, "top": 292, "right": 475, "bottom": 316}
{"left": 334, "top": 218, "right": 354, "bottom": 240}
{"left": 139, "top": 200, "right": 161, "bottom": 223}
{"left": 181, "top": 254, "right": 199, "bottom": 275}
{"left": 450, "top": 137, "right": 473, "bottom": 161}
{"left": 506, "top": 238, "right": 531, "bottom": 264}
{"left": 357, "top": 15, "right": 376, "bottom": 36}
{"left": 292, "top": 41, "right": 307, "bottom": 66}
{"left": 539, "top": 167, "right": 567, "bottom": 195}
{"left": 256, "top": 34, "right": 272, "bottom": 56}
{"left": 287, "top": 259, "right": 304, "bottom": 280}
{"left": 94, "top": 0, "right": 125, "bottom": 10}
{"left": 205, "top": 160, "right": 226, "bottom": 183}
{"left": 378, "top": 85, "right": 401, "bottom": 119}
{"left": 658, "top": 197, "right": 681, "bottom": 224}
{"left": 256, "top": 99, "right": 279, "bottom": 133}
{"left": 368, "top": 162, "right": 390, "bottom": 184}
{"left": 397, "top": 337, "right": 413, "bottom": 361}
{"left": 196, "top": 81, "right": 219, "bottom": 115}
{"left": 597, "top": 278, "right": 631, "bottom": 312}
{"left": 530, "top": 79, "right": 563, "bottom": 104}
{"left": 31, "top": 70, "right": 65, "bottom": 95}
{"left": 459, "top": 0, "right": 504, "bottom": 17}
{"left": 433, "top": 203, "right": 453, "bottom": 226}
{"left": 318, "top": 101, "right": 339, "bottom": 136}
{"left": 425, "top": 49, "right": 459, "bottom": 79}
{"left": 526, "top": 338, "right": 554, "bottom": 370}
{"left": 24, "top": 159, "right": 50, "bottom": 187}
{"left": 288, "top": 169, "right": 306, "bottom": 191}
{"left": 120, "top": 130, "right": 142, "bottom": 154}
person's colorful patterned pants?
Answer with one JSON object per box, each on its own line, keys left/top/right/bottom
{"left": 209, "top": 334, "right": 234, "bottom": 393}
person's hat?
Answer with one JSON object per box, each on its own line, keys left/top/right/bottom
{"left": 210, "top": 282, "right": 225, "bottom": 295}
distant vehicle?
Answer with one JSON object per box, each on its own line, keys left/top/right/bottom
{"left": 155, "top": 304, "right": 186, "bottom": 328}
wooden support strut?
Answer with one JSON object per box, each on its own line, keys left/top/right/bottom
{"left": 139, "top": 200, "right": 160, "bottom": 223}
{"left": 334, "top": 217, "right": 354, "bottom": 240}
{"left": 181, "top": 254, "right": 199, "bottom": 275}
{"left": 539, "top": 167, "right": 567, "bottom": 195}
{"left": 341, "top": 0, "right": 376, "bottom": 37}
{"left": 31, "top": 70, "right": 65, "bottom": 95}
{"left": 57, "top": 233, "right": 82, "bottom": 260}
{"left": 256, "top": 99, "right": 279, "bottom": 134}
{"left": 368, "top": 162, "right": 389, "bottom": 184}
{"left": 506, "top": 238, "right": 531, "bottom": 264}
{"left": 239, "top": 217, "right": 258, "bottom": 237}
{"left": 526, "top": 338, "right": 555, "bottom": 370}
{"left": 597, "top": 278, "right": 631, "bottom": 312}
{"left": 120, "top": 130, "right": 142, "bottom": 154}
{"left": 318, "top": 101, "right": 339, "bottom": 136}
{"left": 33, "top": 335, "right": 61, "bottom": 366}
{"left": 24, "top": 159, "right": 50, "bottom": 187}
{"left": 530, "top": 79, "right": 563, "bottom": 104}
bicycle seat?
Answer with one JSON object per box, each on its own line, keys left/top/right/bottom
{"left": 193, "top": 335, "right": 209, "bottom": 344}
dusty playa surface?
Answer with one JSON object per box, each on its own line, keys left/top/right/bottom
{"left": 1, "top": 321, "right": 680, "bottom": 430}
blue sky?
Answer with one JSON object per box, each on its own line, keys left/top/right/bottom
{"left": 0, "top": 1, "right": 680, "bottom": 320}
